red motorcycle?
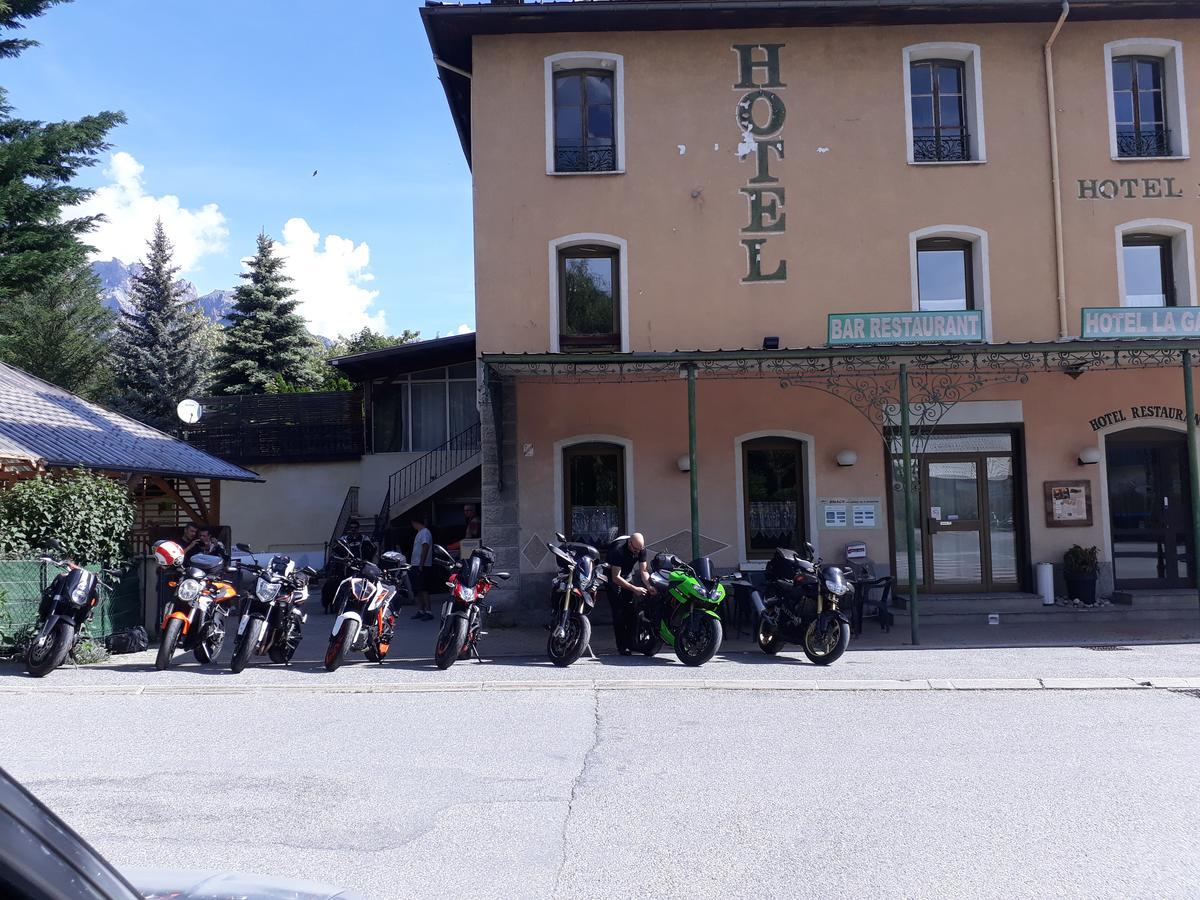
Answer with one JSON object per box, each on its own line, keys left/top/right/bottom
{"left": 432, "top": 545, "right": 510, "bottom": 669}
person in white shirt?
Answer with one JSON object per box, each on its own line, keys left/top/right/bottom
{"left": 410, "top": 516, "right": 434, "bottom": 620}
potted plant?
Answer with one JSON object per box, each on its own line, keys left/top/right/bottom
{"left": 1062, "top": 545, "right": 1100, "bottom": 605}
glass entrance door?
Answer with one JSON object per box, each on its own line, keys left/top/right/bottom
{"left": 1106, "top": 428, "right": 1193, "bottom": 588}
{"left": 891, "top": 432, "right": 1022, "bottom": 593}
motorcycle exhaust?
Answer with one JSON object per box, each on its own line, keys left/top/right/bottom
{"left": 749, "top": 590, "right": 766, "bottom": 616}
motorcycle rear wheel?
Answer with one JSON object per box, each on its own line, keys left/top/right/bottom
{"left": 155, "top": 617, "right": 184, "bottom": 671}
{"left": 193, "top": 621, "right": 224, "bottom": 664}
{"left": 434, "top": 617, "right": 468, "bottom": 670}
{"left": 548, "top": 612, "right": 591, "bottom": 668}
{"left": 803, "top": 620, "right": 850, "bottom": 666}
{"left": 757, "top": 616, "right": 786, "bottom": 655}
{"left": 26, "top": 622, "right": 74, "bottom": 678}
{"left": 634, "top": 621, "right": 663, "bottom": 657}
{"left": 675, "top": 614, "right": 722, "bottom": 667}
{"left": 324, "top": 620, "right": 355, "bottom": 672}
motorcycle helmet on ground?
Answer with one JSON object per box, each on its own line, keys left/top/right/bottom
{"left": 152, "top": 540, "right": 184, "bottom": 567}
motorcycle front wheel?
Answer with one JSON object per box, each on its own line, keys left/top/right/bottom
{"left": 230, "top": 619, "right": 260, "bottom": 673}
{"left": 324, "top": 620, "right": 356, "bottom": 672}
{"left": 26, "top": 622, "right": 74, "bottom": 678}
{"left": 634, "top": 621, "right": 663, "bottom": 657}
{"left": 155, "top": 617, "right": 184, "bottom": 671}
{"left": 548, "top": 612, "right": 591, "bottom": 668}
{"left": 803, "top": 619, "right": 850, "bottom": 666}
{"left": 675, "top": 614, "right": 722, "bottom": 667}
{"left": 434, "top": 616, "right": 468, "bottom": 670}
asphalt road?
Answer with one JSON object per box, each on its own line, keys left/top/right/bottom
{"left": 3, "top": 679, "right": 1199, "bottom": 899}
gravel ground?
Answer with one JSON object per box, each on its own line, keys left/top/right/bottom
{"left": 2, "top": 687, "right": 1198, "bottom": 899}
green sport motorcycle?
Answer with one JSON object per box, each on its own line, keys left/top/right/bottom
{"left": 636, "top": 555, "right": 737, "bottom": 667}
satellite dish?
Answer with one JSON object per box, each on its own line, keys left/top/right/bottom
{"left": 176, "top": 398, "right": 202, "bottom": 425}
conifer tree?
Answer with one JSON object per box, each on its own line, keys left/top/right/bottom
{"left": 211, "top": 232, "right": 319, "bottom": 394}
{"left": 0, "top": 264, "right": 113, "bottom": 399}
{"left": 0, "top": 1, "right": 124, "bottom": 299}
{"left": 110, "top": 220, "right": 204, "bottom": 429}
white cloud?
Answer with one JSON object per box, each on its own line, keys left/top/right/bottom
{"left": 455, "top": 323, "right": 473, "bottom": 335}
{"left": 71, "top": 152, "right": 229, "bottom": 272}
{"left": 271, "top": 217, "right": 385, "bottom": 338}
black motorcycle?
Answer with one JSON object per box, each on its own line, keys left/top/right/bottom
{"left": 546, "top": 533, "right": 605, "bottom": 668}
{"left": 432, "top": 545, "right": 510, "bottom": 670}
{"left": 25, "top": 541, "right": 121, "bottom": 678}
{"left": 751, "top": 544, "right": 852, "bottom": 665}
{"left": 231, "top": 554, "right": 315, "bottom": 673}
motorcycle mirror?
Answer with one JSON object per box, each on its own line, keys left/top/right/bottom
{"left": 302, "top": 566, "right": 318, "bottom": 577}
{"left": 494, "top": 572, "right": 511, "bottom": 580}
{"left": 235, "top": 542, "right": 252, "bottom": 552}
{"left": 555, "top": 532, "right": 567, "bottom": 542}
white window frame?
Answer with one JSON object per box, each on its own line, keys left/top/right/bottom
{"left": 733, "top": 430, "right": 817, "bottom": 570}
{"left": 545, "top": 51, "right": 625, "bottom": 176}
{"left": 549, "top": 232, "right": 630, "bottom": 353}
{"left": 908, "top": 225, "right": 992, "bottom": 341}
{"left": 1114, "top": 218, "right": 1197, "bottom": 307}
{"left": 1103, "top": 39, "right": 1189, "bottom": 160}
{"left": 370, "top": 365, "right": 477, "bottom": 453}
{"left": 902, "top": 42, "right": 986, "bottom": 165}
{"left": 553, "top": 434, "right": 635, "bottom": 540}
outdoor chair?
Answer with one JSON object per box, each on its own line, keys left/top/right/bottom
{"left": 844, "top": 560, "right": 894, "bottom": 635}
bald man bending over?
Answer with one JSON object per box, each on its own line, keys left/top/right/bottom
{"left": 605, "top": 532, "right": 650, "bottom": 656}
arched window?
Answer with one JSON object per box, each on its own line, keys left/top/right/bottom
{"left": 555, "top": 436, "right": 634, "bottom": 545}
{"left": 549, "top": 233, "right": 629, "bottom": 352}
{"left": 903, "top": 43, "right": 986, "bottom": 164}
{"left": 1116, "top": 219, "right": 1196, "bottom": 308}
{"left": 1104, "top": 39, "right": 1188, "bottom": 159}
{"left": 908, "top": 225, "right": 992, "bottom": 339}
{"left": 545, "top": 52, "right": 625, "bottom": 174}
{"left": 740, "top": 436, "right": 807, "bottom": 560}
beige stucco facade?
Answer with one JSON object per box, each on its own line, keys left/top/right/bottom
{"left": 437, "top": 7, "right": 1200, "bottom": 606}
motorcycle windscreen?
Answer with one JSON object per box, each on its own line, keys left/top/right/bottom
{"left": 691, "top": 557, "right": 715, "bottom": 583}
{"left": 65, "top": 568, "right": 96, "bottom": 606}
{"left": 463, "top": 555, "right": 483, "bottom": 588}
{"left": 576, "top": 555, "right": 594, "bottom": 585}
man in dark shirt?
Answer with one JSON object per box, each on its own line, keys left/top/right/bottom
{"left": 605, "top": 532, "right": 649, "bottom": 656}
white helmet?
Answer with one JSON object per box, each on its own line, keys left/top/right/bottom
{"left": 152, "top": 540, "right": 184, "bottom": 567}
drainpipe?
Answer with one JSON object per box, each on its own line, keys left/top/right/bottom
{"left": 1045, "top": 1, "right": 1071, "bottom": 339}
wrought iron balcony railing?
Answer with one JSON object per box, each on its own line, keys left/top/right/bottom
{"left": 1117, "top": 128, "right": 1171, "bottom": 158}
{"left": 554, "top": 144, "right": 617, "bottom": 173}
{"left": 912, "top": 132, "right": 971, "bottom": 162}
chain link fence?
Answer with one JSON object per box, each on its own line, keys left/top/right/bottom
{"left": 0, "top": 559, "right": 142, "bottom": 650}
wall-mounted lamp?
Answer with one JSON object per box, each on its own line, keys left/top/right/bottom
{"left": 762, "top": 336, "right": 780, "bottom": 350}
{"left": 836, "top": 449, "right": 858, "bottom": 467}
{"left": 1078, "top": 447, "right": 1101, "bottom": 466}
{"left": 677, "top": 454, "right": 691, "bottom": 473}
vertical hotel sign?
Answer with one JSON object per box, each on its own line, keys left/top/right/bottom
{"left": 733, "top": 44, "right": 787, "bottom": 283}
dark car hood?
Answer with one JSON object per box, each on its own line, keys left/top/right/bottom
{"left": 128, "top": 869, "right": 367, "bottom": 900}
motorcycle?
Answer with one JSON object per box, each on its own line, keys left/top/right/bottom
{"left": 320, "top": 533, "right": 376, "bottom": 613}
{"left": 324, "top": 546, "right": 410, "bottom": 671}
{"left": 751, "top": 544, "right": 852, "bottom": 665}
{"left": 637, "top": 555, "right": 737, "bottom": 667}
{"left": 230, "top": 554, "right": 316, "bottom": 673}
{"left": 545, "top": 532, "right": 605, "bottom": 668}
{"left": 432, "top": 545, "right": 510, "bottom": 670}
{"left": 25, "top": 540, "right": 121, "bottom": 678}
{"left": 151, "top": 540, "right": 238, "bottom": 670}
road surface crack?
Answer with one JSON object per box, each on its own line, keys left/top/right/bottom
{"left": 553, "top": 686, "right": 601, "bottom": 898}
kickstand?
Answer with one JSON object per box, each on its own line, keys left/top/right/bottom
{"left": 585, "top": 642, "right": 597, "bottom": 660}
{"left": 471, "top": 643, "right": 484, "bottom": 663}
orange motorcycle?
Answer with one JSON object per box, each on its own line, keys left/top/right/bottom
{"left": 152, "top": 540, "right": 238, "bottom": 670}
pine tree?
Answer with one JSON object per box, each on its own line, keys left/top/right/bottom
{"left": 0, "top": 1, "right": 125, "bottom": 299}
{"left": 211, "top": 232, "right": 319, "bottom": 394}
{"left": 0, "top": 264, "right": 113, "bottom": 399}
{"left": 111, "top": 221, "right": 204, "bottom": 429}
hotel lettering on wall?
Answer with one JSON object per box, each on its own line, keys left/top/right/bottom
{"left": 1081, "top": 307, "right": 1200, "bottom": 338}
{"left": 733, "top": 44, "right": 787, "bottom": 284}
{"left": 1089, "top": 406, "right": 1200, "bottom": 432}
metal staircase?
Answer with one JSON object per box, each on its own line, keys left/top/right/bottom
{"left": 376, "top": 422, "right": 481, "bottom": 532}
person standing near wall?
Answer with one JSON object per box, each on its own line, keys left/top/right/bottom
{"left": 410, "top": 516, "right": 434, "bottom": 621}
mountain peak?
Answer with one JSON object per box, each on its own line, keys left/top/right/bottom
{"left": 92, "top": 259, "right": 234, "bottom": 324}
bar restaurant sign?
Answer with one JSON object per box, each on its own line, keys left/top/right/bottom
{"left": 827, "top": 310, "right": 985, "bottom": 346}
{"left": 1081, "top": 307, "right": 1200, "bottom": 339}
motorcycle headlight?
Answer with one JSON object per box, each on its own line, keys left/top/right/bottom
{"left": 825, "top": 578, "right": 850, "bottom": 597}
{"left": 256, "top": 578, "right": 281, "bottom": 603}
{"left": 709, "top": 584, "right": 725, "bottom": 602}
{"left": 458, "top": 586, "right": 476, "bottom": 602}
{"left": 176, "top": 578, "right": 202, "bottom": 602}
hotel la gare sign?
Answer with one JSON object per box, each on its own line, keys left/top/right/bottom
{"left": 827, "top": 310, "right": 984, "bottom": 346}
{"left": 1081, "top": 307, "right": 1200, "bottom": 339}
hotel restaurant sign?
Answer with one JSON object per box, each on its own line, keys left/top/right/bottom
{"left": 827, "top": 310, "right": 984, "bottom": 346}
{"left": 1081, "top": 307, "right": 1200, "bottom": 339}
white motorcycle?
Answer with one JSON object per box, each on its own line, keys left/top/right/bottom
{"left": 324, "top": 548, "right": 410, "bottom": 671}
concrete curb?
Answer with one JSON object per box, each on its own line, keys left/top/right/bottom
{"left": 3, "top": 675, "right": 1200, "bottom": 696}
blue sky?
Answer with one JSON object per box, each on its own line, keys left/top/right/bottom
{"left": 8, "top": 0, "right": 474, "bottom": 339}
